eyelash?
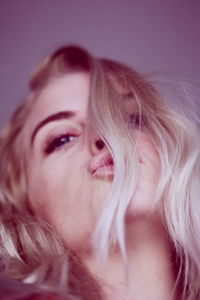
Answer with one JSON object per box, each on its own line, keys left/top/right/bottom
{"left": 44, "top": 134, "right": 77, "bottom": 155}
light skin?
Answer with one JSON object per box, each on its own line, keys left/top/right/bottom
{"left": 23, "top": 73, "right": 177, "bottom": 299}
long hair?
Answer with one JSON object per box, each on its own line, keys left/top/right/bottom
{"left": 0, "top": 45, "right": 199, "bottom": 299}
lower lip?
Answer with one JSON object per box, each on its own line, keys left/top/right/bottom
{"left": 93, "top": 165, "right": 114, "bottom": 178}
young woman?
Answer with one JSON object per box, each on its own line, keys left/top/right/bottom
{"left": 0, "top": 46, "right": 199, "bottom": 300}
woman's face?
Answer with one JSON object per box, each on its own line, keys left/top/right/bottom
{"left": 22, "top": 72, "right": 160, "bottom": 254}
{"left": 23, "top": 73, "right": 113, "bottom": 254}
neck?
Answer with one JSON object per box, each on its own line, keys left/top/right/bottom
{"left": 83, "top": 216, "right": 179, "bottom": 300}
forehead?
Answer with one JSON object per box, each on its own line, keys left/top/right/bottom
{"left": 28, "top": 72, "right": 90, "bottom": 127}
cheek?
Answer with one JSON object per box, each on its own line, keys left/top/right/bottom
{"left": 127, "top": 135, "right": 161, "bottom": 217}
{"left": 27, "top": 162, "right": 112, "bottom": 252}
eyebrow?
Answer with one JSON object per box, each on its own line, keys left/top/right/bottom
{"left": 30, "top": 111, "right": 75, "bottom": 146}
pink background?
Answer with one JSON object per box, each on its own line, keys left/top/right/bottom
{"left": 0, "top": 0, "right": 199, "bottom": 128}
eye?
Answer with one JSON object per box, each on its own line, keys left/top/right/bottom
{"left": 44, "top": 134, "right": 77, "bottom": 154}
{"left": 130, "top": 113, "right": 140, "bottom": 126}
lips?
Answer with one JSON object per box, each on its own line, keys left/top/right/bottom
{"left": 89, "top": 152, "right": 114, "bottom": 177}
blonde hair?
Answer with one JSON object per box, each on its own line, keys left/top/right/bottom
{"left": 0, "top": 45, "right": 199, "bottom": 299}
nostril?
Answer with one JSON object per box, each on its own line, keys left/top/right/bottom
{"left": 95, "top": 139, "right": 105, "bottom": 150}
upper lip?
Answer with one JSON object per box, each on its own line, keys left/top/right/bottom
{"left": 89, "top": 151, "right": 114, "bottom": 175}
